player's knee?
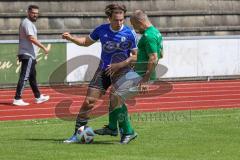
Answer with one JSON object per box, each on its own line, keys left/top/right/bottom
{"left": 110, "top": 93, "right": 122, "bottom": 107}
{"left": 83, "top": 97, "right": 96, "bottom": 109}
{"left": 110, "top": 93, "right": 117, "bottom": 101}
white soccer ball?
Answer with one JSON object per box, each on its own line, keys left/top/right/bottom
{"left": 76, "top": 126, "right": 95, "bottom": 144}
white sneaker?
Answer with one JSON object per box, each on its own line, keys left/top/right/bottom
{"left": 63, "top": 135, "right": 79, "bottom": 144}
{"left": 35, "top": 94, "right": 50, "bottom": 104}
{"left": 13, "top": 99, "right": 29, "bottom": 106}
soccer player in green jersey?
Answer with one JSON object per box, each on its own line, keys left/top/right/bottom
{"left": 95, "top": 9, "right": 163, "bottom": 143}
{"left": 131, "top": 9, "right": 163, "bottom": 85}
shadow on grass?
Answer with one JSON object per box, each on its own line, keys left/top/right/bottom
{"left": 25, "top": 138, "right": 65, "bottom": 143}
{"left": 25, "top": 138, "right": 118, "bottom": 145}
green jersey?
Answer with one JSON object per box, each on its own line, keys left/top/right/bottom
{"left": 135, "top": 26, "right": 163, "bottom": 80}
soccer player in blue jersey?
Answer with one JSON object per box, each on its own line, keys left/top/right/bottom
{"left": 62, "top": 3, "right": 138, "bottom": 144}
{"left": 94, "top": 10, "right": 163, "bottom": 144}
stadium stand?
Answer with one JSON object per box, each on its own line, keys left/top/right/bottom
{"left": 0, "top": 0, "right": 240, "bottom": 39}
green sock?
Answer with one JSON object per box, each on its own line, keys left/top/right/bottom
{"left": 118, "top": 103, "right": 134, "bottom": 135}
{"left": 108, "top": 104, "right": 121, "bottom": 130}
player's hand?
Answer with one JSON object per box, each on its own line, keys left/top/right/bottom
{"left": 62, "top": 32, "right": 73, "bottom": 41}
{"left": 106, "top": 63, "right": 122, "bottom": 76}
{"left": 138, "top": 82, "right": 149, "bottom": 94}
{"left": 43, "top": 46, "right": 50, "bottom": 54}
{"left": 138, "top": 78, "right": 149, "bottom": 94}
{"left": 43, "top": 44, "right": 51, "bottom": 55}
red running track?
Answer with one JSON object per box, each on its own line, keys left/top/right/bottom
{"left": 1, "top": 80, "right": 240, "bottom": 121}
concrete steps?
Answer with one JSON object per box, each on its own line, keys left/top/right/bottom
{"left": 1, "top": 0, "right": 240, "bottom": 39}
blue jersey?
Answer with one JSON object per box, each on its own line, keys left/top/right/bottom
{"left": 89, "top": 23, "right": 137, "bottom": 70}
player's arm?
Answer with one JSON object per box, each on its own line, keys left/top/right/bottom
{"left": 117, "top": 49, "right": 137, "bottom": 67}
{"left": 141, "top": 35, "right": 162, "bottom": 83}
{"left": 28, "top": 35, "right": 50, "bottom": 54}
{"left": 138, "top": 53, "right": 158, "bottom": 94}
{"left": 62, "top": 32, "right": 95, "bottom": 47}
{"left": 126, "top": 49, "right": 138, "bottom": 64}
{"left": 141, "top": 53, "right": 158, "bottom": 83}
{"left": 106, "top": 49, "right": 137, "bottom": 76}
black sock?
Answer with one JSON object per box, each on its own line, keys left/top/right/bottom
{"left": 74, "top": 118, "right": 88, "bottom": 135}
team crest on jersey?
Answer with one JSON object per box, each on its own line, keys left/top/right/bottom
{"left": 121, "top": 36, "right": 126, "bottom": 42}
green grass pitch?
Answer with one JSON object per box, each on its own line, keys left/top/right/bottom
{"left": 1, "top": 109, "right": 240, "bottom": 160}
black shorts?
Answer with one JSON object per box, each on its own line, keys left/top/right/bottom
{"left": 89, "top": 67, "right": 132, "bottom": 94}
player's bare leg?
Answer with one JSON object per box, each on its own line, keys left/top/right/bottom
{"left": 64, "top": 87, "right": 103, "bottom": 143}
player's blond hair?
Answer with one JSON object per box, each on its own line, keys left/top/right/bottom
{"left": 131, "top": 10, "right": 149, "bottom": 22}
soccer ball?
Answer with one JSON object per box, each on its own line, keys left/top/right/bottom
{"left": 76, "top": 126, "right": 95, "bottom": 144}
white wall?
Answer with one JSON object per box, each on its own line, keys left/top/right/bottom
{"left": 66, "top": 42, "right": 101, "bottom": 82}
{"left": 66, "top": 36, "right": 240, "bottom": 82}
{"left": 161, "top": 37, "right": 240, "bottom": 78}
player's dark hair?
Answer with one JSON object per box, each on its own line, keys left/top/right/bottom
{"left": 28, "top": 5, "right": 39, "bottom": 11}
{"left": 105, "top": 3, "right": 127, "bottom": 17}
